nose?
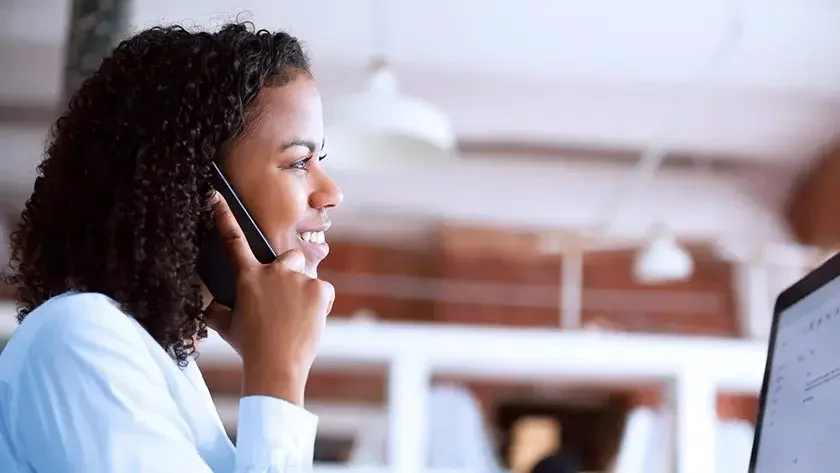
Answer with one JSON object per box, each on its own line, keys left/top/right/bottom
{"left": 309, "top": 168, "right": 343, "bottom": 210}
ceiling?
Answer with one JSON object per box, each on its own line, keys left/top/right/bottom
{"left": 3, "top": 0, "right": 840, "bottom": 202}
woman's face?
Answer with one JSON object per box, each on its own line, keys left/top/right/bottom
{"left": 222, "top": 72, "right": 343, "bottom": 278}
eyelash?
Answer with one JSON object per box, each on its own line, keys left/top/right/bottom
{"left": 289, "top": 154, "right": 327, "bottom": 172}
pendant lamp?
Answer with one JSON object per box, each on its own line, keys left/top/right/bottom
{"left": 324, "top": 59, "right": 456, "bottom": 170}
{"left": 633, "top": 232, "right": 694, "bottom": 284}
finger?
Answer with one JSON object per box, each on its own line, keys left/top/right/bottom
{"left": 319, "top": 280, "right": 336, "bottom": 316}
{"left": 274, "top": 249, "right": 306, "bottom": 274}
{"left": 210, "top": 192, "right": 258, "bottom": 270}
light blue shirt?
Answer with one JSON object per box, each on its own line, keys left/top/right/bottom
{"left": 0, "top": 292, "right": 318, "bottom": 472}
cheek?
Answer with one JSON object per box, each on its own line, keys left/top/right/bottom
{"left": 244, "top": 176, "right": 309, "bottom": 248}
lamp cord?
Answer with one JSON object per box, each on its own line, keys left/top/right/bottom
{"left": 598, "top": 0, "right": 746, "bottom": 238}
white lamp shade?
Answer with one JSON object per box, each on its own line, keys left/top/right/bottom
{"left": 633, "top": 234, "right": 694, "bottom": 284}
{"left": 324, "top": 66, "right": 456, "bottom": 170}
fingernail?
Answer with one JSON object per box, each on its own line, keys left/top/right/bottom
{"left": 209, "top": 191, "right": 221, "bottom": 204}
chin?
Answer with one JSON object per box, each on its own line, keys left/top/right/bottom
{"left": 296, "top": 231, "right": 329, "bottom": 275}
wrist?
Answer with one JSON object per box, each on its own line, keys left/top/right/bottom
{"left": 241, "top": 360, "right": 306, "bottom": 406}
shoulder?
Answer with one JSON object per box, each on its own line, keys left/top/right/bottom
{"left": 6, "top": 295, "right": 194, "bottom": 469}
{"left": 6, "top": 292, "right": 177, "bottom": 421}
{"left": 27, "top": 292, "right": 138, "bottom": 343}
{"left": 18, "top": 292, "right": 153, "bottom": 371}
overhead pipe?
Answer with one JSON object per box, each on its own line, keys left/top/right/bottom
{"left": 538, "top": 233, "right": 584, "bottom": 329}
{"left": 560, "top": 244, "right": 584, "bottom": 329}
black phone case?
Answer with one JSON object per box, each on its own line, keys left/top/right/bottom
{"left": 196, "top": 162, "right": 276, "bottom": 308}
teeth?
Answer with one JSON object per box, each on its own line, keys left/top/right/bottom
{"left": 299, "top": 231, "right": 325, "bottom": 244}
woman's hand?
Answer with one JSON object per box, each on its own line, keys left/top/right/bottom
{"left": 204, "top": 192, "right": 334, "bottom": 405}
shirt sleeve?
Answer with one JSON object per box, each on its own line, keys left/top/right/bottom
{"left": 12, "top": 297, "right": 318, "bottom": 473}
{"left": 236, "top": 396, "right": 318, "bottom": 471}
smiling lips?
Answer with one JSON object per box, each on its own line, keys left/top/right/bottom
{"left": 297, "top": 230, "right": 329, "bottom": 264}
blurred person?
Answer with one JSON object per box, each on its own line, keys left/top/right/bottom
{"left": 529, "top": 450, "right": 580, "bottom": 473}
{"left": 508, "top": 416, "right": 561, "bottom": 473}
{"left": 0, "top": 22, "right": 342, "bottom": 472}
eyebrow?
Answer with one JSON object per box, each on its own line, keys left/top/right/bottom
{"left": 280, "top": 138, "right": 326, "bottom": 153}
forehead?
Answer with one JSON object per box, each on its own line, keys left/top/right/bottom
{"left": 246, "top": 74, "right": 324, "bottom": 146}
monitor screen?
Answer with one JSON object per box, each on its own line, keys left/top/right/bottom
{"left": 752, "top": 274, "right": 840, "bottom": 473}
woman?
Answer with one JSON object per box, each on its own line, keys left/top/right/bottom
{"left": 0, "top": 22, "right": 342, "bottom": 472}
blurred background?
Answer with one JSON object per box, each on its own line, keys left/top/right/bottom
{"left": 3, "top": 0, "right": 840, "bottom": 472}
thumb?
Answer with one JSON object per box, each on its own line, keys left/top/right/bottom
{"left": 274, "top": 249, "right": 306, "bottom": 274}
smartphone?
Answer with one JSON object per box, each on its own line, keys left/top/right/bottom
{"left": 196, "top": 162, "right": 277, "bottom": 308}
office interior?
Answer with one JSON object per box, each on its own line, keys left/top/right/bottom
{"left": 3, "top": 1, "right": 840, "bottom": 472}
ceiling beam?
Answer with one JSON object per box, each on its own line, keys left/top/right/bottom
{"left": 458, "top": 141, "right": 758, "bottom": 173}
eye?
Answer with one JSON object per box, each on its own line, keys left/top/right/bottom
{"left": 289, "top": 156, "right": 313, "bottom": 171}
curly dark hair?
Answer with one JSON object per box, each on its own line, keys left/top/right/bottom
{"left": 4, "top": 23, "right": 311, "bottom": 366}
